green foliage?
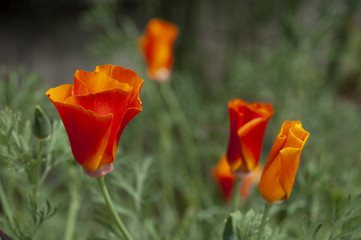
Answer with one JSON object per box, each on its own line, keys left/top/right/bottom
{"left": 302, "top": 220, "right": 324, "bottom": 240}
{"left": 80, "top": 2, "right": 141, "bottom": 66}
{"left": 223, "top": 210, "right": 286, "bottom": 240}
{"left": 328, "top": 195, "right": 361, "bottom": 239}
{"left": 0, "top": 108, "right": 72, "bottom": 239}
{"left": 4, "top": 198, "right": 61, "bottom": 240}
{"left": 303, "top": 194, "right": 361, "bottom": 240}
{"left": 3, "top": 197, "right": 60, "bottom": 240}
{"left": 0, "top": 67, "right": 47, "bottom": 119}
{"left": 0, "top": 108, "right": 71, "bottom": 177}
{"left": 0, "top": 108, "right": 32, "bottom": 173}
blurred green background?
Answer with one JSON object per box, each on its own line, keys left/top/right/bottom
{"left": 1, "top": 0, "right": 361, "bottom": 239}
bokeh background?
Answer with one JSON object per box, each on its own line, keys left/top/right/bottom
{"left": 1, "top": 0, "right": 361, "bottom": 239}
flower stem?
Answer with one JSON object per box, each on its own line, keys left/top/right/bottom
{"left": 232, "top": 177, "right": 242, "bottom": 211}
{"left": 159, "top": 82, "right": 196, "bottom": 158}
{"left": 33, "top": 141, "right": 44, "bottom": 199}
{"left": 256, "top": 203, "right": 271, "bottom": 240}
{"left": 97, "top": 176, "right": 133, "bottom": 240}
{"left": 158, "top": 82, "right": 201, "bottom": 203}
{"left": 0, "top": 180, "right": 14, "bottom": 227}
{"left": 64, "top": 168, "right": 81, "bottom": 240}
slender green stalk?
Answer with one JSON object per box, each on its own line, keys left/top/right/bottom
{"left": 232, "top": 177, "right": 242, "bottom": 211}
{"left": 158, "top": 82, "right": 202, "bottom": 204}
{"left": 256, "top": 203, "right": 271, "bottom": 240}
{"left": 33, "top": 141, "right": 44, "bottom": 199}
{"left": 97, "top": 176, "right": 133, "bottom": 240}
{"left": 0, "top": 180, "right": 14, "bottom": 227}
{"left": 64, "top": 192, "right": 79, "bottom": 240}
{"left": 158, "top": 82, "right": 197, "bottom": 159}
{"left": 64, "top": 168, "right": 81, "bottom": 240}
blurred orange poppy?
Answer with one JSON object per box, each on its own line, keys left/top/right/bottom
{"left": 226, "top": 99, "right": 273, "bottom": 176}
{"left": 139, "top": 18, "right": 179, "bottom": 82}
{"left": 46, "top": 64, "right": 143, "bottom": 175}
{"left": 212, "top": 155, "right": 262, "bottom": 201}
{"left": 212, "top": 155, "right": 236, "bottom": 201}
{"left": 258, "top": 121, "right": 309, "bottom": 204}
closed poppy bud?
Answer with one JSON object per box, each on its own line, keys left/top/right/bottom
{"left": 258, "top": 121, "right": 310, "bottom": 204}
{"left": 32, "top": 105, "right": 51, "bottom": 141}
{"left": 46, "top": 64, "right": 143, "bottom": 176}
{"left": 226, "top": 99, "right": 274, "bottom": 176}
{"left": 212, "top": 155, "right": 236, "bottom": 201}
{"left": 139, "top": 18, "right": 179, "bottom": 82}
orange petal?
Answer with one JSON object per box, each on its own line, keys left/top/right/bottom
{"left": 212, "top": 155, "right": 236, "bottom": 201}
{"left": 74, "top": 77, "right": 88, "bottom": 95}
{"left": 74, "top": 69, "right": 131, "bottom": 94}
{"left": 95, "top": 65, "right": 144, "bottom": 101}
{"left": 258, "top": 154, "right": 285, "bottom": 204}
{"left": 48, "top": 100, "right": 113, "bottom": 172}
{"left": 46, "top": 84, "right": 74, "bottom": 103}
{"left": 258, "top": 121, "right": 309, "bottom": 204}
{"left": 73, "top": 89, "right": 137, "bottom": 167}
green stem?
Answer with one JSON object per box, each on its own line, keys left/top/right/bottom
{"left": 97, "top": 176, "right": 133, "bottom": 240}
{"left": 64, "top": 168, "right": 81, "bottom": 240}
{"left": 158, "top": 82, "right": 202, "bottom": 204}
{"left": 256, "top": 204, "right": 271, "bottom": 240}
{"left": 232, "top": 177, "right": 242, "bottom": 211}
{"left": 159, "top": 82, "right": 197, "bottom": 159}
{"left": 157, "top": 110, "right": 176, "bottom": 203}
{"left": 33, "top": 141, "right": 44, "bottom": 199}
{"left": 0, "top": 180, "right": 14, "bottom": 227}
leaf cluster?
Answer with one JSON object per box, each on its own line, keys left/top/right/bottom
{"left": 223, "top": 210, "right": 286, "bottom": 240}
{"left": 303, "top": 194, "right": 361, "bottom": 240}
{"left": 3, "top": 198, "right": 61, "bottom": 240}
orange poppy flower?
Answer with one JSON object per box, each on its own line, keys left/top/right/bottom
{"left": 139, "top": 18, "right": 179, "bottom": 82}
{"left": 258, "top": 121, "right": 309, "bottom": 204}
{"left": 46, "top": 64, "right": 143, "bottom": 175}
{"left": 212, "top": 155, "right": 262, "bottom": 201}
{"left": 226, "top": 99, "right": 274, "bottom": 176}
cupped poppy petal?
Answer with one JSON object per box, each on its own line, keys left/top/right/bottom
{"left": 91, "top": 65, "right": 144, "bottom": 166}
{"left": 258, "top": 121, "right": 309, "bottom": 204}
{"left": 95, "top": 64, "right": 142, "bottom": 86}
{"left": 74, "top": 69, "right": 131, "bottom": 94}
{"left": 46, "top": 84, "right": 74, "bottom": 103}
{"left": 46, "top": 99, "right": 113, "bottom": 172}
{"left": 74, "top": 78, "right": 89, "bottom": 95}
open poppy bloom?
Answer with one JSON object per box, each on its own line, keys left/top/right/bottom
{"left": 46, "top": 64, "right": 143, "bottom": 176}
{"left": 258, "top": 121, "right": 309, "bottom": 204}
{"left": 212, "top": 155, "right": 262, "bottom": 201}
{"left": 139, "top": 18, "right": 179, "bottom": 82}
{"left": 226, "top": 99, "right": 274, "bottom": 176}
